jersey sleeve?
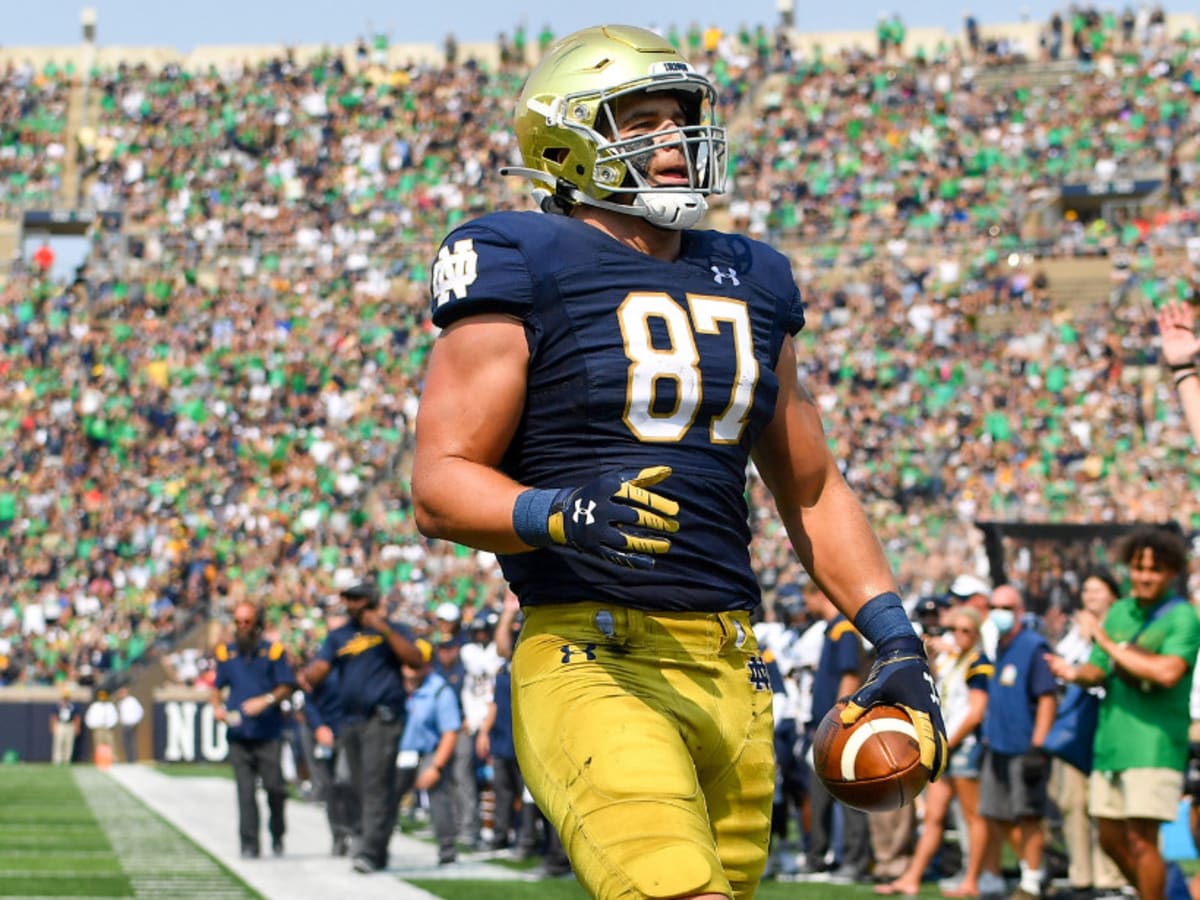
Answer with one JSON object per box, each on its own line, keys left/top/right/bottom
{"left": 317, "top": 633, "right": 339, "bottom": 666}
{"left": 269, "top": 646, "right": 295, "bottom": 687}
{"left": 965, "top": 652, "right": 993, "bottom": 691}
{"left": 758, "top": 239, "right": 805, "bottom": 337}
{"left": 785, "top": 284, "right": 806, "bottom": 336}
{"left": 214, "top": 652, "right": 229, "bottom": 690}
{"left": 436, "top": 685, "right": 464, "bottom": 734}
{"left": 430, "top": 220, "right": 535, "bottom": 329}
{"left": 829, "top": 621, "right": 862, "bottom": 676}
{"left": 1028, "top": 642, "right": 1058, "bottom": 697}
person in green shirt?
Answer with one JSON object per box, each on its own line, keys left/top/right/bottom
{"left": 1046, "top": 526, "right": 1200, "bottom": 900}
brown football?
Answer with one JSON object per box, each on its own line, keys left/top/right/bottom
{"left": 812, "top": 700, "right": 931, "bottom": 812}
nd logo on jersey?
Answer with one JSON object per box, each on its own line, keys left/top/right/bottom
{"left": 433, "top": 239, "right": 479, "bottom": 307}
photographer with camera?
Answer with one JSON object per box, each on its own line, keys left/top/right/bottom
{"left": 299, "top": 579, "right": 424, "bottom": 874}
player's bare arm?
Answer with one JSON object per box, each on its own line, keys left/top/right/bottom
{"left": 412, "top": 313, "right": 533, "bottom": 553}
{"left": 1094, "top": 630, "right": 1191, "bottom": 688}
{"left": 754, "top": 337, "right": 948, "bottom": 778}
{"left": 299, "top": 658, "right": 330, "bottom": 691}
{"left": 751, "top": 338, "right": 899, "bottom": 617}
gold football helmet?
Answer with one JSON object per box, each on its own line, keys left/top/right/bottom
{"left": 501, "top": 25, "right": 727, "bottom": 230}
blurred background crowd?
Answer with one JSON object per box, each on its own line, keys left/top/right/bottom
{"left": 0, "top": 4, "right": 1197, "bottom": 712}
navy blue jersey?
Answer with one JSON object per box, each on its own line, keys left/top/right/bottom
{"left": 430, "top": 211, "right": 805, "bottom": 613}
{"left": 317, "top": 619, "right": 413, "bottom": 722}
{"left": 214, "top": 639, "right": 295, "bottom": 742}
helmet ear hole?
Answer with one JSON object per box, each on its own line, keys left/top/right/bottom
{"left": 544, "top": 147, "right": 568, "bottom": 164}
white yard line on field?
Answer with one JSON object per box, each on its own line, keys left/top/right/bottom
{"left": 74, "top": 767, "right": 255, "bottom": 899}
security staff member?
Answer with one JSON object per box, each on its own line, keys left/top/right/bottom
{"left": 211, "top": 601, "right": 295, "bottom": 858}
{"left": 300, "top": 579, "right": 423, "bottom": 874}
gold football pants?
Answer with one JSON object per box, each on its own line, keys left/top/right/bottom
{"left": 512, "top": 602, "right": 775, "bottom": 899}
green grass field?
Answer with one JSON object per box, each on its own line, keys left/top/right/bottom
{"left": 0, "top": 765, "right": 256, "bottom": 898}
{"left": 0, "top": 764, "right": 925, "bottom": 898}
{"left": 0, "top": 766, "right": 132, "bottom": 898}
{"left": 0, "top": 763, "right": 945, "bottom": 900}
{"left": 0, "top": 763, "right": 259, "bottom": 897}
{"left": 4, "top": 763, "right": 1197, "bottom": 899}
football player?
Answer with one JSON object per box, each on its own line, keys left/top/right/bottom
{"left": 412, "top": 24, "right": 947, "bottom": 898}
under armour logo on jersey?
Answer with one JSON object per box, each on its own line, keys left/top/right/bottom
{"left": 747, "top": 655, "right": 771, "bottom": 691}
{"left": 432, "top": 238, "right": 479, "bottom": 307}
{"left": 711, "top": 266, "right": 740, "bottom": 286}
{"left": 560, "top": 643, "right": 597, "bottom": 664}
{"left": 572, "top": 499, "right": 597, "bottom": 525}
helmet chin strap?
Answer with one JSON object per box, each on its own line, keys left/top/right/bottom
{"left": 635, "top": 191, "right": 708, "bottom": 230}
{"left": 502, "top": 167, "right": 707, "bottom": 230}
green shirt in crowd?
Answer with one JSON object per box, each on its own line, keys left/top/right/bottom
{"left": 1089, "top": 596, "right": 1200, "bottom": 773}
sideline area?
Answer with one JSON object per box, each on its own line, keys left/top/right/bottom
{"left": 104, "top": 765, "right": 533, "bottom": 899}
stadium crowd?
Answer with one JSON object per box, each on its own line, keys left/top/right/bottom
{"left": 2, "top": 2, "right": 1200, "bottom": 890}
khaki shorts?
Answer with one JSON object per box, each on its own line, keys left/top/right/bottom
{"left": 1088, "top": 767, "right": 1184, "bottom": 822}
{"left": 512, "top": 602, "right": 775, "bottom": 900}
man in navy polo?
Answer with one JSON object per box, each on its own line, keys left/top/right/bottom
{"left": 979, "top": 584, "right": 1058, "bottom": 900}
{"left": 300, "top": 579, "right": 424, "bottom": 874}
{"left": 211, "top": 601, "right": 295, "bottom": 858}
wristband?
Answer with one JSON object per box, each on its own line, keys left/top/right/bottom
{"left": 853, "top": 591, "right": 921, "bottom": 654}
{"left": 1175, "top": 370, "right": 1198, "bottom": 387}
{"left": 512, "top": 488, "right": 559, "bottom": 547}
{"left": 1169, "top": 361, "right": 1197, "bottom": 372}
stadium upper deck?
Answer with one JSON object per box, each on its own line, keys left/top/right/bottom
{"left": 0, "top": 12, "right": 1195, "bottom": 73}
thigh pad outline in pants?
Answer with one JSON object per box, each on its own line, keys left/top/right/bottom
{"left": 512, "top": 604, "right": 775, "bottom": 900}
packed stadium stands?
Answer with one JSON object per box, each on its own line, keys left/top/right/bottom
{"left": 0, "top": 6, "right": 1196, "bottom": 698}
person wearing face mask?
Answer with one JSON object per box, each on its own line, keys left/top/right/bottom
{"left": 978, "top": 585, "right": 1059, "bottom": 900}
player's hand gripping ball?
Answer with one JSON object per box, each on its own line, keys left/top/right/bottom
{"left": 812, "top": 700, "right": 932, "bottom": 812}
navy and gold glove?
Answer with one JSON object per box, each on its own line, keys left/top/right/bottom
{"left": 512, "top": 466, "right": 679, "bottom": 569}
{"left": 841, "top": 635, "right": 949, "bottom": 780}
